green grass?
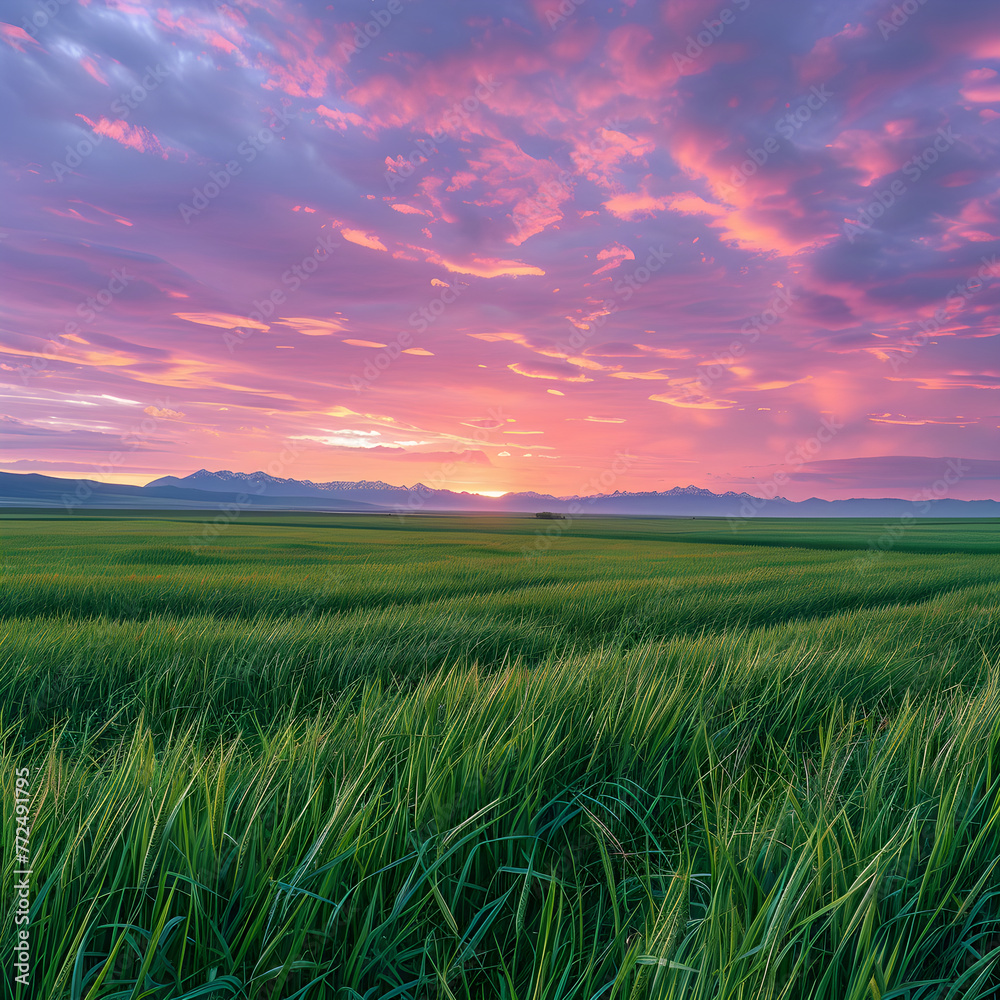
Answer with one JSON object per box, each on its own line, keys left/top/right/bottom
{"left": 3, "top": 513, "right": 1000, "bottom": 998}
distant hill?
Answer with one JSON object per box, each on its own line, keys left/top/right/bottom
{"left": 0, "top": 471, "right": 387, "bottom": 512}
{"left": 1, "top": 468, "right": 995, "bottom": 517}
{"left": 145, "top": 470, "right": 1000, "bottom": 517}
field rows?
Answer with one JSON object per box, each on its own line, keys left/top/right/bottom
{"left": 2, "top": 515, "right": 999, "bottom": 998}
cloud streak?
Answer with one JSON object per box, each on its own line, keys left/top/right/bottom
{"left": 0, "top": 0, "right": 998, "bottom": 498}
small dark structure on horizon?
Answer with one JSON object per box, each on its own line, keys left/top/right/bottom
{"left": 534, "top": 511, "right": 566, "bottom": 519}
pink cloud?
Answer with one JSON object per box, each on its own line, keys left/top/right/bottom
{"left": 4, "top": 0, "right": 998, "bottom": 500}
{"left": 75, "top": 116, "right": 170, "bottom": 157}
{"left": 0, "top": 23, "right": 40, "bottom": 51}
{"left": 602, "top": 190, "right": 669, "bottom": 220}
{"left": 80, "top": 57, "right": 108, "bottom": 84}
{"left": 340, "top": 228, "right": 388, "bottom": 252}
{"left": 316, "top": 105, "right": 368, "bottom": 130}
{"left": 428, "top": 252, "right": 545, "bottom": 278}
{"left": 390, "top": 203, "right": 432, "bottom": 216}
{"left": 593, "top": 242, "right": 635, "bottom": 274}
{"left": 508, "top": 362, "right": 593, "bottom": 382}
{"left": 174, "top": 312, "right": 268, "bottom": 331}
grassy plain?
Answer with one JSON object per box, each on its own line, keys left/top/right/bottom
{"left": 2, "top": 512, "right": 1000, "bottom": 998}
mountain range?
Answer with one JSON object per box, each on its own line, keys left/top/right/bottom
{"left": 1, "top": 468, "right": 998, "bottom": 517}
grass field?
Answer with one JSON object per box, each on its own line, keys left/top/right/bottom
{"left": 3, "top": 512, "right": 1000, "bottom": 998}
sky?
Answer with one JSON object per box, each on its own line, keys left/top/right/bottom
{"left": 1, "top": 0, "right": 999, "bottom": 500}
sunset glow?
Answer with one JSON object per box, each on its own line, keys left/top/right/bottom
{"left": 2, "top": 0, "right": 999, "bottom": 499}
